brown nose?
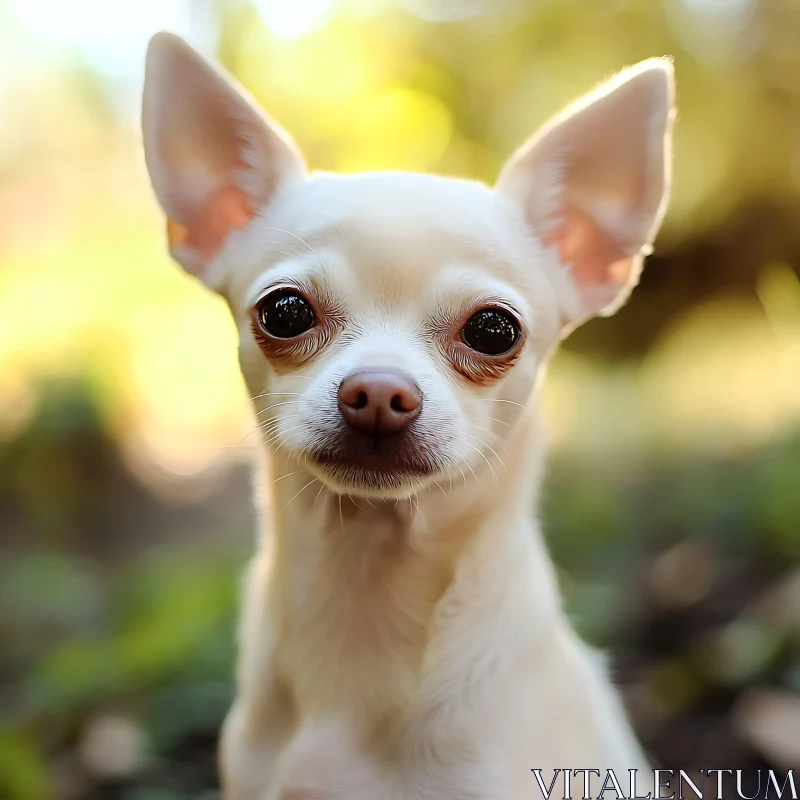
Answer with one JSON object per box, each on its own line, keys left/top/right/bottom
{"left": 338, "top": 370, "right": 422, "bottom": 435}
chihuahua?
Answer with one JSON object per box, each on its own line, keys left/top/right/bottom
{"left": 142, "top": 32, "right": 674, "bottom": 800}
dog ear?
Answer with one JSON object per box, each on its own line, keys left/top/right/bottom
{"left": 496, "top": 59, "right": 675, "bottom": 330}
{"left": 142, "top": 32, "right": 305, "bottom": 286}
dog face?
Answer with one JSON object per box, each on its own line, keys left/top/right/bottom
{"left": 228, "top": 173, "right": 560, "bottom": 496}
{"left": 142, "top": 34, "right": 674, "bottom": 497}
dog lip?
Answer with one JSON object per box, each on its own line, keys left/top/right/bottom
{"left": 304, "top": 424, "right": 445, "bottom": 489}
{"left": 310, "top": 448, "right": 435, "bottom": 477}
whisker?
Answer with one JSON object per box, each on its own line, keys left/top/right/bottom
{"left": 474, "top": 398, "right": 526, "bottom": 409}
{"left": 255, "top": 399, "right": 303, "bottom": 416}
{"left": 258, "top": 412, "right": 303, "bottom": 427}
{"left": 260, "top": 416, "right": 303, "bottom": 435}
{"left": 465, "top": 421, "right": 507, "bottom": 447}
{"left": 262, "top": 227, "right": 326, "bottom": 269}
{"left": 461, "top": 457, "right": 479, "bottom": 486}
{"left": 257, "top": 245, "right": 304, "bottom": 262}
{"left": 263, "top": 422, "right": 307, "bottom": 447}
{"left": 257, "top": 238, "right": 329, "bottom": 274}
{"left": 248, "top": 391, "right": 304, "bottom": 402}
{"left": 237, "top": 426, "right": 268, "bottom": 447}
{"left": 286, "top": 441, "right": 302, "bottom": 463}
{"left": 464, "top": 431, "right": 508, "bottom": 473}
{"left": 348, "top": 494, "right": 370, "bottom": 514}
{"left": 415, "top": 493, "right": 429, "bottom": 525}
{"left": 272, "top": 470, "right": 301, "bottom": 485}
{"left": 283, "top": 478, "right": 318, "bottom": 510}
{"left": 482, "top": 414, "right": 512, "bottom": 428}
{"left": 461, "top": 439, "right": 497, "bottom": 486}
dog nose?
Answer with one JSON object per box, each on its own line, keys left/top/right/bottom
{"left": 338, "top": 370, "right": 422, "bottom": 435}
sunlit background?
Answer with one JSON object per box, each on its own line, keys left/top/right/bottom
{"left": 1, "top": 0, "right": 799, "bottom": 797}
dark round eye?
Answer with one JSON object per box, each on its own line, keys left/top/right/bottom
{"left": 461, "top": 308, "right": 520, "bottom": 355}
{"left": 256, "top": 290, "right": 315, "bottom": 338}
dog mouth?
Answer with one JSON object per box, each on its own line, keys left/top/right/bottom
{"left": 305, "top": 430, "right": 444, "bottom": 493}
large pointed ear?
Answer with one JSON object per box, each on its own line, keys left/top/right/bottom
{"left": 142, "top": 32, "right": 305, "bottom": 286}
{"left": 496, "top": 59, "right": 675, "bottom": 330}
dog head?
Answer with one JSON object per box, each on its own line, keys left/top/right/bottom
{"left": 142, "top": 33, "right": 674, "bottom": 498}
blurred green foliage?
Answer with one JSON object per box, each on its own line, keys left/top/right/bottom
{"left": 1, "top": 0, "right": 800, "bottom": 797}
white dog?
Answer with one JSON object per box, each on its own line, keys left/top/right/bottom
{"left": 142, "top": 32, "right": 674, "bottom": 800}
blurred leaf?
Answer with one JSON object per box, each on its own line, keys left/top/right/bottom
{"left": 0, "top": 551, "right": 103, "bottom": 638}
{"left": 0, "top": 726, "right": 52, "bottom": 800}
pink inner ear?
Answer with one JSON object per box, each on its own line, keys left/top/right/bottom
{"left": 545, "top": 204, "right": 631, "bottom": 293}
{"left": 167, "top": 185, "right": 254, "bottom": 263}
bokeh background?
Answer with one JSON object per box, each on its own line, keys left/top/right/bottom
{"left": 1, "top": 0, "right": 799, "bottom": 797}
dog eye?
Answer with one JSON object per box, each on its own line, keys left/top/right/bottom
{"left": 461, "top": 308, "right": 520, "bottom": 355}
{"left": 256, "top": 290, "right": 315, "bottom": 338}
